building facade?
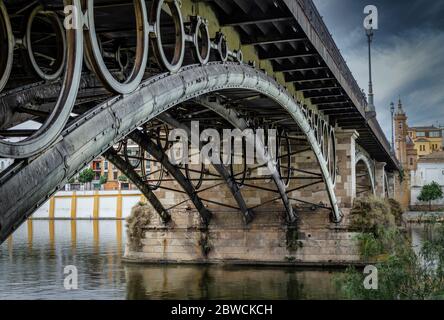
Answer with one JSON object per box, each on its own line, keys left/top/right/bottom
{"left": 66, "top": 140, "right": 150, "bottom": 191}
{"left": 410, "top": 151, "right": 444, "bottom": 209}
{"left": 394, "top": 98, "right": 444, "bottom": 209}
{"left": 393, "top": 99, "right": 417, "bottom": 208}
{"left": 408, "top": 126, "right": 443, "bottom": 157}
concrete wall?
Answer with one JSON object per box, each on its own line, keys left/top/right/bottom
{"left": 32, "top": 190, "right": 142, "bottom": 219}
{"left": 124, "top": 207, "right": 361, "bottom": 266}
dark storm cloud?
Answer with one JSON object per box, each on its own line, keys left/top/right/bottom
{"left": 313, "top": 0, "right": 444, "bottom": 137}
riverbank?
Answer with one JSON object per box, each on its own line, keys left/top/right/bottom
{"left": 403, "top": 211, "right": 444, "bottom": 223}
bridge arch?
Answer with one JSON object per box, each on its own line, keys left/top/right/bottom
{"left": 0, "top": 62, "right": 343, "bottom": 243}
{"left": 355, "top": 152, "right": 376, "bottom": 198}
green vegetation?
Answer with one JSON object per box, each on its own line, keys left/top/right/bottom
{"left": 78, "top": 168, "right": 94, "bottom": 184}
{"left": 99, "top": 175, "right": 108, "bottom": 185}
{"left": 118, "top": 175, "right": 128, "bottom": 182}
{"left": 418, "top": 181, "right": 443, "bottom": 211}
{"left": 337, "top": 197, "right": 444, "bottom": 299}
{"left": 349, "top": 197, "right": 400, "bottom": 234}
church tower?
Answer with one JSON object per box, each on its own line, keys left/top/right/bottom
{"left": 394, "top": 98, "right": 408, "bottom": 166}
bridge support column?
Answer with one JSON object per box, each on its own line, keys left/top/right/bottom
{"left": 335, "top": 130, "right": 359, "bottom": 217}
{"left": 374, "top": 162, "right": 387, "bottom": 197}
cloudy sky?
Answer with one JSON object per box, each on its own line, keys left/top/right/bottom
{"left": 313, "top": 0, "right": 444, "bottom": 137}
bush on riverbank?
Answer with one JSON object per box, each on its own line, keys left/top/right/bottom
{"left": 126, "top": 202, "right": 153, "bottom": 250}
{"left": 337, "top": 197, "right": 444, "bottom": 299}
{"left": 349, "top": 197, "right": 400, "bottom": 233}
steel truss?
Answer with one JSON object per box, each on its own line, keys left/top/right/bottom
{"left": 0, "top": 62, "right": 344, "bottom": 243}
{"left": 104, "top": 148, "right": 171, "bottom": 223}
{"left": 194, "top": 96, "right": 297, "bottom": 224}
{"left": 129, "top": 130, "right": 213, "bottom": 225}
{"left": 156, "top": 112, "right": 255, "bottom": 224}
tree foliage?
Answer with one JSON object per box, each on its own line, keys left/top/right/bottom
{"left": 78, "top": 168, "right": 95, "bottom": 184}
{"left": 99, "top": 175, "right": 108, "bottom": 185}
{"left": 418, "top": 181, "right": 443, "bottom": 210}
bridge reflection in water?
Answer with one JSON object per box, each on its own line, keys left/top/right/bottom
{"left": 0, "top": 220, "right": 344, "bottom": 299}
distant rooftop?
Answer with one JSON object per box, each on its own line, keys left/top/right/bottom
{"left": 409, "top": 126, "right": 442, "bottom": 131}
{"left": 418, "top": 151, "right": 444, "bottom": 163}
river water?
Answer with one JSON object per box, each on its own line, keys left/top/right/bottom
{"left": 0, "top": 220, "right": 428, "bottom": 300}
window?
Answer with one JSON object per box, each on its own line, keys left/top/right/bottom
{"left": 113, "top": 172, "right": 118, "bottom": 180}
{"left": 416, "top": 132, "right": 426, "bottom": 137}
{"left": 409, "top": 158, "right": 413, "bottom": 166}
{"left": 430, "top": 131, "right": 441, "bottom": 138}
{"left": 104, "top": 161, "right": 109, "bottom": 171}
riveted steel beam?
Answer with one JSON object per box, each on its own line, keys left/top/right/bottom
{"left": 129, "top": 130, "right": 213, "bottom": 226}
{"left": 103, "top": 148, "right": 171, "bottom": 223}
{"left": 156, "top": 112, "right": 254, "bottom": 224}
{"left": 242, "top": 34, "right": 306, "bottom": 46}
{"left": 221, "top": 15, "right": 294, "bottom": 27}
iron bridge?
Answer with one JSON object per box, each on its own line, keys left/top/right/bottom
{"left": 0, "top": 0, "right": 399, "bottom": 243}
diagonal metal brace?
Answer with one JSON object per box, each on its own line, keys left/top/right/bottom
{"left": 157, "top": 112, "right": 255, "bottom": 224}
{"left": 130, "top": 130, "right": 213, "bottom": 226}
{"left": 103, "top": 148, "right": 171, "bottom": 224}
{"left": 195, "top": 97, "right": 297, "bottom": 224}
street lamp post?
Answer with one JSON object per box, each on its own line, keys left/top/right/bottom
{"left": 390, "top": 102, "right": 395, "bottom": 152}
{"left": 366, "top": 28, "right": 375, "bottom": 113}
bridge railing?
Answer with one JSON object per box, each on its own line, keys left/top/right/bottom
{"left": 295, "top": 0, "right": 368, "bottom": 111}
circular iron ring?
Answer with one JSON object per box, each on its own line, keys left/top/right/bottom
{"left": 328, "top": 126, "right": 337, "bottom": 185}
{"left": 151, "top": 0, "right": 185, "bottom": 73}
{"left": 215, "top": 32, "right": 228, "bottom": 62}
{"left": 26, "top": 5, "right": 67, "bottom": 81}
{"left": 0, "top": 0, "right": 13, "bottom": 93}
{"left": 83, "top": 0, "right": 149, "bottom": 94}
{"left": 191, "top": 16, "right": 210, "bottom": 65}
{"left": 0, "top": 0, "right": 84, "bottom": 159}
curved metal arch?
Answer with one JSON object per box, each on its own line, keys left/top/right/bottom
{"left": 157, "top": 112, "right": 255, "bottom": 224}
{"left": 355, "top": 152, "right": 376, "bottom": 196}
{"left": 103, "top": 148, "right": 171, "bottom": 223}
{"left": 129, "top": 130, "right": 213, "bottom": 225}
{"left": 0, "top": 62, "right": 342, "bottom": 243}
{"left": 195, "top": 96, "right": 297, "bottom": 224}
{"left": 383, "top": 170, "right": 390, "bottom": 198}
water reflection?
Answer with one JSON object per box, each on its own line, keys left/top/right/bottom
{"left": 125, "top": 265, "right": 341, "bottom": 300}
{"left": 0, "top": 220, "right": 434, "bottom": 300}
